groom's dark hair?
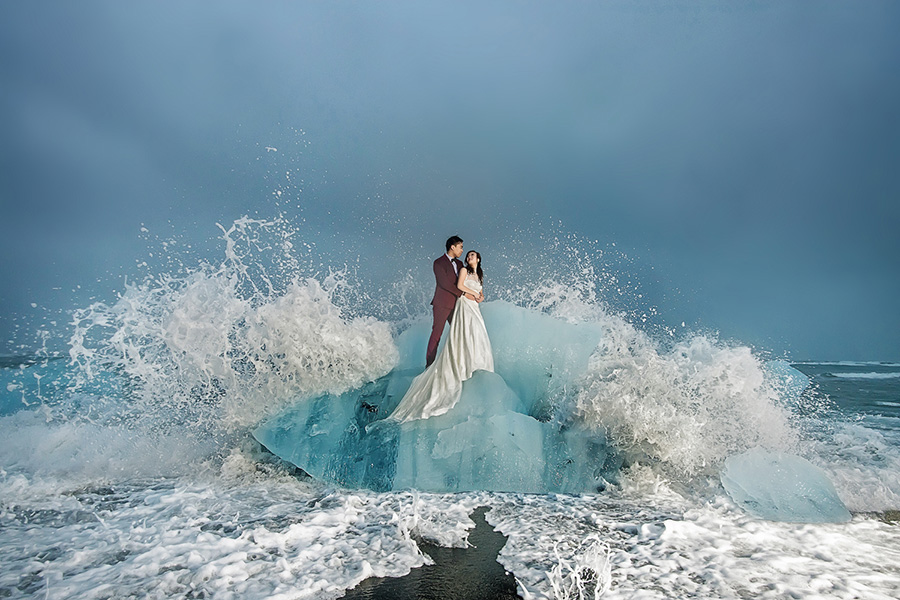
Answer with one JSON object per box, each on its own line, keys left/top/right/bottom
{"left": 445, "top": 235, "right": 463, "bottom": 251}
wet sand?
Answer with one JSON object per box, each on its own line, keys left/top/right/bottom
{"left": 341, "top": 506, "right": 519, "bottom": 600}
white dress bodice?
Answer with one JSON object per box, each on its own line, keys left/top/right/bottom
{"left": 462, "top": 276, "right": 482, "bottom": 295}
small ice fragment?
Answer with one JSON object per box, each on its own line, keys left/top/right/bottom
{"left": 721, "top": 447, "right": 851, "bottom": 523}
{"left": 266, "top": 146, "right": 278, "bottom": 152}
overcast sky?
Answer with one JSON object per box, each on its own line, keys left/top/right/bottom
{"left": 1, "top": 1, "right": 899, "bottom": 360}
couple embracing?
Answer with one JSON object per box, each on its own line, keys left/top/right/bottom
{"left": 390, "top": 236, "right": 494, "bottom": 422}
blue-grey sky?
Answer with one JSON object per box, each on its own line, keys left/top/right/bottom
{"left": 1, "top": 1, "right": 899, "bottom": 360}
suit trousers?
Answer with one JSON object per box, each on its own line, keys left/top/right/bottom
{"left": 426, "top": 303, "right": 455, "bottom": 367}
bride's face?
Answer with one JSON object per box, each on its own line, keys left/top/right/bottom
{"left": 466, "top": 252, "right": 478, "bottom": 270}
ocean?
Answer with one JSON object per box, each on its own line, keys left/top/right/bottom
{"left": 1, "top": 222, "right": 898, "bottom": 599}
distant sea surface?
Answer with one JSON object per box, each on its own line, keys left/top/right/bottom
{"left": 793, "top": 361, "right": 900, "bottom": 439}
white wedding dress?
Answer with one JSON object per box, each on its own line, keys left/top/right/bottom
{"left": 390, "top": 274, "right": 494, "bottom": 422}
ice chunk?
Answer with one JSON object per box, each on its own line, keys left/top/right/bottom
{"left": 481, "top": 301, "right": 606, "bottom": 418}
{"left": 254, "top": 369, "right": 619, "bottom": 494}
{"left": 721, "top": 447, "right": 851, "bottom": 523}
{"left": 253, "top": 301, "right": 619, "bottom": 493}
{"left": 251, "top": 373, "right": 400, "bottom": 493}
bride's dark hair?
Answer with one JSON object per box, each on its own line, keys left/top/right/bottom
{"left": 464, "top": 251, "right": 484, "bottom": 282}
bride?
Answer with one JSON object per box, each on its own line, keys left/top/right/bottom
{"left": 390, "top": 250, "right": 494, "bottom": 422}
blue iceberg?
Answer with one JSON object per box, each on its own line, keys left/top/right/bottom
{"left": 253, "top": 301, "right": 621, "bottom": 493}
{"left": 721, "top": 447, "right": 851, "bottom": 523}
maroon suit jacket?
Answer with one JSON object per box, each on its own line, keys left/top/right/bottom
{"left": 431, "top": 255, "right": 464, "bottom": 309}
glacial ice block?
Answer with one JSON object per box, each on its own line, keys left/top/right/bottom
{"left": 721, "top": 447, "right": 851, "bottom": 523}
{"left": 253, "top": 370, "right": 619, "bottom": 494}
{"left": 253, "top": 301, "right": 621, "bottom": 493}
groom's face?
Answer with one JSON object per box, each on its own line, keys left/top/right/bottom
{"left": 449, "top": 242, "right": 463, "bottom": 258}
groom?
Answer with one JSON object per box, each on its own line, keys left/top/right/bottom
{"left": 426, "top": 235, "right": 475, "bottom": 367}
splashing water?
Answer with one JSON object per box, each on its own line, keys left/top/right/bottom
{"left": 67, "top": 217, "right": 397, "bottom": 435}
{"left": 571, "top": 321, "right": 797, "bottom": 478}
{"left": 545, "top": 536, "right": 612, "bottom": 600}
